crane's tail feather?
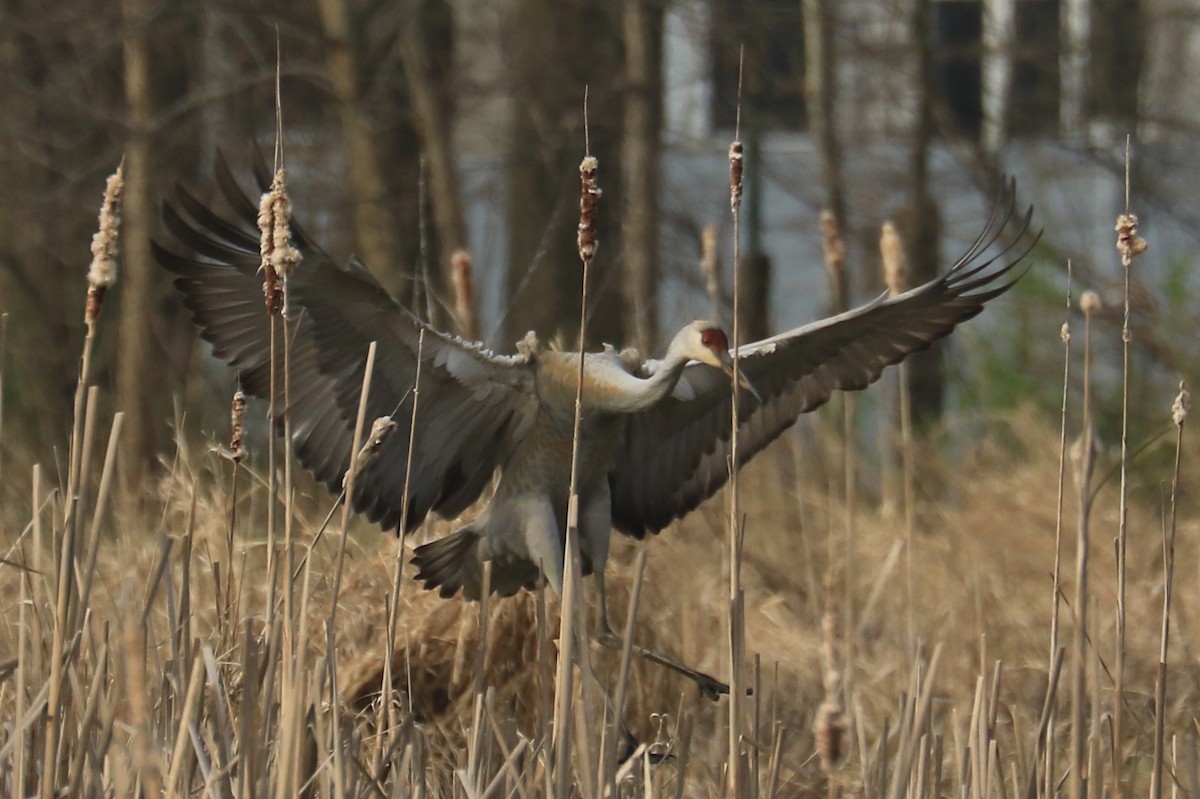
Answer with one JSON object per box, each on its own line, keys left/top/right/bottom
{"left": 413, "top": 526, "right": 541, "bottom": 600}
{"left": 413, "top": 529, "right": 483, "bottom": 599}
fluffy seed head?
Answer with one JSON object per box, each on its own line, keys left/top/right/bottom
{"left": 258, "top": 168, "right": 302, "bottom": 314}
{"left": 1173, "top": 381, "right": 1190, "bottom": 427}
{"left": 1115, "top": 213, "right": 1148, "bottom": 267}
{"left": 86, "top": 161, "right": 125, "bottom": 324}
{"left": 1080, "top": 290, "right": 1102, "bottom": 314}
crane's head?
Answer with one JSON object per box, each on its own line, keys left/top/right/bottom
{"left": 678, "top": 321, "right": 763, "bottom": 402}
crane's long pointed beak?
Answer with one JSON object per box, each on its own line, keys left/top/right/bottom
{"left": 719, "top": 355, "right": 763, "bottom": 404}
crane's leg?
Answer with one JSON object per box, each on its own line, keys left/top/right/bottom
{"left": 579, "top": 491, "right": 729, "bottom": 701}
{"left": 522, "top": 499, "right": 564, "bottom": 596}
{"left": 592, "top": 567, "right": 729, "bottom": 700}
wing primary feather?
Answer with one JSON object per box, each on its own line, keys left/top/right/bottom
{"left": 610, "top": 181, "right": 1038, "bottom": 538}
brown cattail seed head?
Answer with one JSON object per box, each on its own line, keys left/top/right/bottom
{"left": 880, "top": 221, "right": 907, "bottom": 296}
{"left": 258, "top": 168, "right": 302, "bottom": 315}
{"left": 86, "top": 161, "right": 126, "bottom": 324}
{"left": 1173, "top": 381, "right": 1190, "bottom": 427}
{"left": 1079, "top": 290, "right": 1102, "bottom": 315}
{"left": 699, "top": 223, "right": 720, "bottom": 310}
{"left": 577, "top": 156, "right": 601, "bottom": 264}
{"left": 815, "top": 699, "right": 846, "bottom": 771}
{"left": 1060, "top": 322, "right": 1070, "bottom": 343}
{"left": 819, "top": 210, "right": 845, "bottom": 276}
{"left": 1115, "top": 213, "right": 1148, "bottom": 267}
{"left": 728, "top": 140, "right": 744, "bottom": 212}
{"left": 229, "top": 389, "right": 247, "bottom": 463}
{"left": 450, "top": 249, "right": 477, "bottom": 341}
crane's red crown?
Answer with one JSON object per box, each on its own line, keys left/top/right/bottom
{"left": 699, "top": 327, "right": 729, "bottom": 353}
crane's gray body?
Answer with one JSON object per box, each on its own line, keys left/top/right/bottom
{"left": 155, "top": 157, "right": 1037, "bottom": 608}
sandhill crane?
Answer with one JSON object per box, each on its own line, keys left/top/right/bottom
{"left": 155, "top": 158, "right": 1036, "bottom": 695}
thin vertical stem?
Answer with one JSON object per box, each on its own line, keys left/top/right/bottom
{"left": 727, "top": 45, "right": 746, "bottom": 799}
{"left": 385, "top": 333, "right": 425, "bottom": 748}
{"left": 1151, "top": 383, "right": 1188, "bottom": 799}
{"left": 557, "top": 89, "right": 600, "bottom": 798}
{"left": 1046, "top": 261, "right": 1072, "bottom": 799}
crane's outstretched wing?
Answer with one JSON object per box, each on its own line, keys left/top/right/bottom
{"left": 154, "top": 155, "right": 537, "bottom": 533}
{"left": 609, "top": 180, "right": 1039, "bottom": 538}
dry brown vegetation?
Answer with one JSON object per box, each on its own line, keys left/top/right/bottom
{"left": 1, "top": 389, "right": 1196, "bottom": 796}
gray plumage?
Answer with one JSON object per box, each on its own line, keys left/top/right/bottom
{"left": 154, "top": 156, "right": 1038, "bottom": 608}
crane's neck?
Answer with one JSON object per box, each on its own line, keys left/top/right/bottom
{"left": 608, "top": 340, "right": 694, "bottom": 414}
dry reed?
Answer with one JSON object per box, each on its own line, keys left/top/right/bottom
{"left": 727, "top": 46, "right": 748, "bottom": 797}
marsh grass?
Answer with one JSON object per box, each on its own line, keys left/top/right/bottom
{"left": 1, "top": 384, "right": 1198, "bottom": 796}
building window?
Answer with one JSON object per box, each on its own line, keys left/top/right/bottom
{"left": 934, "top": 0, "right": 1063, "bottom": 140}
{"left": 1009, "top": 0, "right": 1060, "bottom": 136}
{"left": 1090, "top": 0, "right": 1142, "bottom": 124}
{"left": 933, "top": 0, "right": 984, "bottom": 138}
{"left": 711, "top": 0, "right": 807, "bottom": 131}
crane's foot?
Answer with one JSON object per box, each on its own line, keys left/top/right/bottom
{"left": 596, "top": 626, "right": 730, "bottom": 701}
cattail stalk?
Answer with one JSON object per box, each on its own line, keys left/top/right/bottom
{"left": 382, "top": 338, "right": 420, "bottom": 754}
{"left": 881, "top": 221, "right": 914, "bottom": 654}
{"left": 1112, "top": 140, "right": 1146, "bottom": 790}
{"left": 1151, "top": 382, "right": 1188, "bottom": 799}
{"left": 728, "top": 47, "right": 747, "bottom": 795}
{"left": 816, "top": 573, "right": 846, "bottom": 799}
{"left": 44, "top": 161, "right": 124, "bottom": 799}
{"left": 558, "top": 91, "right": 600, "bottom": 795}
{"left": 821, "top": 207, "right": 855, "bottom": 698}
{"left": 1069, "top": 288, "right": 1101, "bottom": 799}
{"left": 1046, "top": 261, "right": 1072, "bottom": 796}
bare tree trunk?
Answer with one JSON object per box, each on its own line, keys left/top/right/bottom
{"left": 802, "top": 0, "right": 845, "bottom": 233}
{"left": 736, "top": 253, "right": 770, "bottom": 343}
{"left": 317, "top": 0, "right": 404, "bottom": 295}
{"left": 1060, "top": 0, "right": 1090, "bottom": 138}
{"left": 399, "top": 2, "right": 469, "bottom": 331}
{"left": 117, "top": 0, "right": 158, "bottom": 483}
{"left": 0, "top": 5, "right": 74, "bottom": 449}
{"left": 620, "top": 0, "right": 662, "bottom": 353}
{"left": 504, "top": 0, "right": 624, "bottom": 350}
{"left": 906, "top": 0, "right": 944, "bottom": 427}
{"left": 982, "top": 0, "right": 1015, "bottom": 153}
